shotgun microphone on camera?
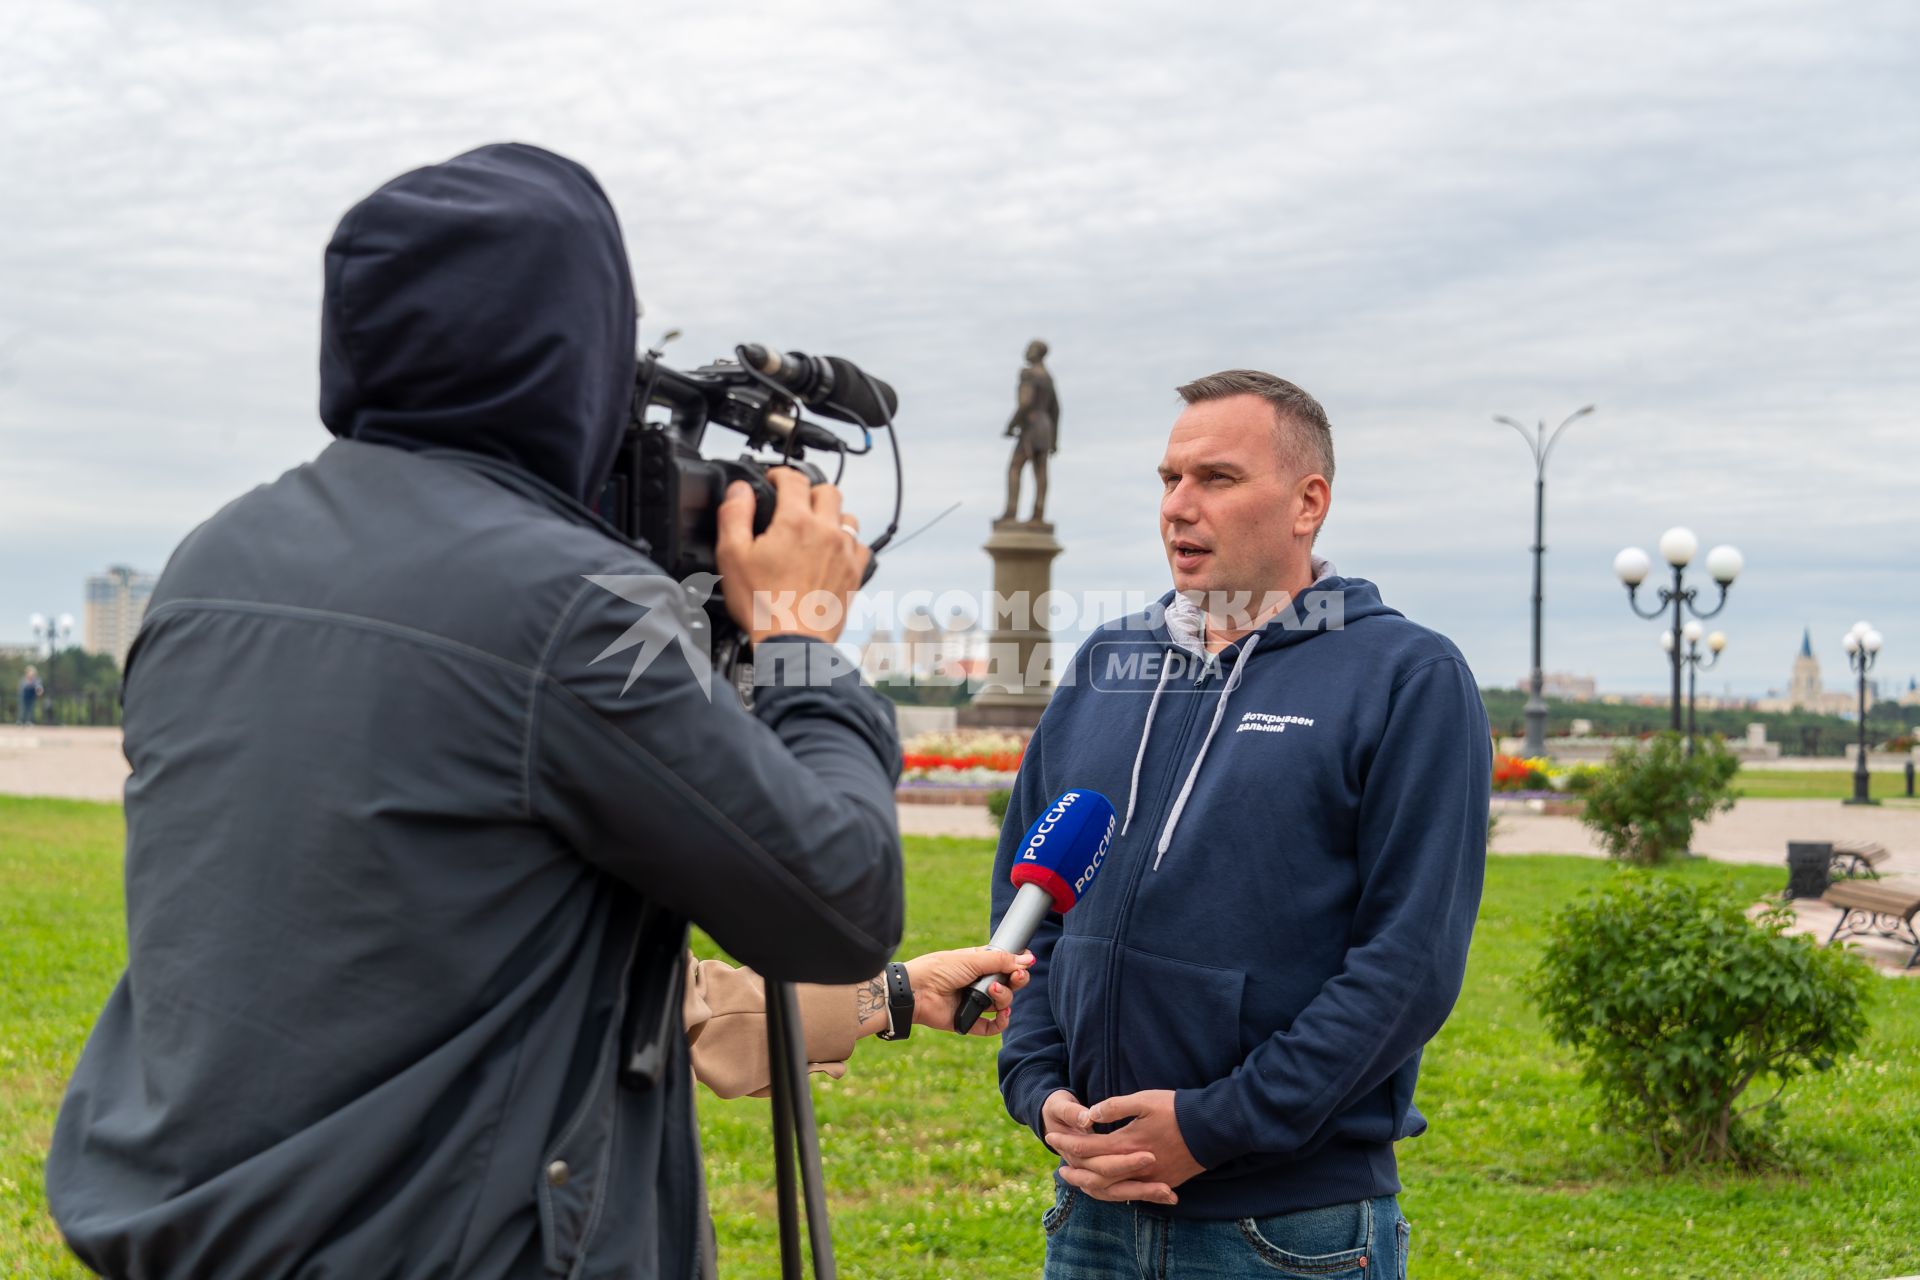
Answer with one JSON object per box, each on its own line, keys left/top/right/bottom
{"left": 737, "top": 344, "right": 900, "bottom": 429}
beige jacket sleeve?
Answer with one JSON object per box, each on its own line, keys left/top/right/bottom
{"left": 681, "top": 952, "right": 865, "bottom": 1100}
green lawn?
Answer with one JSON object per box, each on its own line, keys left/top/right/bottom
{"left": 5, "top": 797, "right": 1919, "bottom": 1278}
{"left": 0, "top": 799, "right": 127, "bottom": 1278}
{"left": 1734, "top": 768, "right": 1915, "bottom": 800}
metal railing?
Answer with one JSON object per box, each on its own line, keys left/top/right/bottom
{"left": 13, "top": 691, "right": 123, "bottom": 727}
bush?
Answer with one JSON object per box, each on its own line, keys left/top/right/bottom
{"left": 1529, "top": 875, "right": 1873, "bottom": 1167}
{"left": 1578, "top": 733, "right": 1739, "bottom": 865}
{"left": 985, "top": 789, "right": 1011, "bottom": 826}
{"left": 1558, "top": 764, "right": 1604, "bottom": 795}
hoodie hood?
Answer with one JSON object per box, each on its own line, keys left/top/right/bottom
{"left": 1154, "top": 564, "right": 1402, "bottom": 660}
{"left": 1160, "top": 555, "right": 1360, "bottom": 657}
{"left": 319, "top": 143, "right": 637, "bottom": 504}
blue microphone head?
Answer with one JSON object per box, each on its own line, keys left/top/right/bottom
{"left": 1008, "top": 790, "right": 1117, "bottom": 913}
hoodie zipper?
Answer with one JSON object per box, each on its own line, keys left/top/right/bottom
{"left": 1098, "top": 647, "right": 1217, "bottom": 1107}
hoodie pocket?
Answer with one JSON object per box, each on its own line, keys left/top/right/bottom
{"left": 1113, "top": 946, "right": 1247, "bottom": 1095}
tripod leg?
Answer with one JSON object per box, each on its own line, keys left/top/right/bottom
{"left": 766, "top": 987, "right": 804, "bottom": 1280}
{"left": 772, "top": 981, "right": 837, "bottom": 1280}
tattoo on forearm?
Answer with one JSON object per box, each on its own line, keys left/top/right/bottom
{"left": 856, "top": 976, "right": 887, "bottom": 1025}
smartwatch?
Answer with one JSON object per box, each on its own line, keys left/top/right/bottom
{"left": 874, "top": 962, "right": 915, "bottom": 1041}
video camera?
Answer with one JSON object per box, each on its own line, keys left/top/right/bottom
{"left": 596, "top": 339, "right": 900, "bottom": 691}
{"left": 598, "top": 338, "right": 900, "bottom": 590}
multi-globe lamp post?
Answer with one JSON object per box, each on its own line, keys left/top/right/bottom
{"left": 1660, "top": 621, "right": 1726, "bottom": 757}
{"left": 1613, "top": 528, "right": 1743, "bottom": 732}
{"left": 1842, "top": 620, "right": 1883, "bottom": 806}
{"left": 27, "top": 612, "right": 74, "bottom": 659}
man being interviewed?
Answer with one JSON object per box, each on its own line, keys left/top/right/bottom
{"left": 992, "top": 371, "right": 1489, "bottom": 1279}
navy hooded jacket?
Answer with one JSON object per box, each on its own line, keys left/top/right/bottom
{"left": 47, "top": 143, "right": 905, "bottom": 1279}
{"left": 994, "top": 574, "right": 1489, "bottom": 1219}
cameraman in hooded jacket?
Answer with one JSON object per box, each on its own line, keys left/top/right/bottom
{"left": 47, "top": 143, "right": 924, "bottom": 1279}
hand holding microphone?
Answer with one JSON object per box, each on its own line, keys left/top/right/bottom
{"left": 954, "top": 789, "right": 1117, "bottom": 1035}
{"left": 899, "top": 947, "right": 1036, "bottom": 1035}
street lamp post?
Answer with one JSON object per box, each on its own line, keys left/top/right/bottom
{"left": 1495, "top": 405, "right": 1594, "bottom": 758}
{"left": 1661, "top": 623, "right": 1726, "bottom": 757}
{"left": 1843, "top": 621, "right": 1883, "bottom": 806}
{"left": 25, "top": 612, "right": 74, "bottom": 727}
{"left": 1614, "top": 529, "right": 1742, "bottom": 732}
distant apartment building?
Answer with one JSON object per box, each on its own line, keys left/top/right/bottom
{"left": 859, "top": 607, "right": 987, "bottom": 685}
{"left": 1514, "top": 671, "right": 1597, "bottom": 701}
{"left": 84, "top": 566, "right": 156, "bottom": 669}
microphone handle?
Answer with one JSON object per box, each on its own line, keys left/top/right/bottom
{"left": 954, "top": 883, "right": 1053, "bottom": 1034}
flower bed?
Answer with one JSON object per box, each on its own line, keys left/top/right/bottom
{"left": 1490, "top": 791, "right": 1587, "bottom": 817}
{"left": 1493, "top": 755, "right": 1604, "bottom": 795}
{"left": 897, "top": 730, "right": 1026, "bottom": 801}
{"left": 899, "top": 730, "right": 1024, "bottom": 779}
{"left": 1493, "top": 754, "right": 1552, "bottom": 791}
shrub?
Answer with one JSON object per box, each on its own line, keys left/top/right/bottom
{"left": 1557, "top": 764, "right": 1604, "bottom": 795}
{"left": 1578, "top": 733, "right": 1738, "bottom": 865}
{"left": 985, "top": 789, "right": 1011, "bottom": 826}
{"left": 1529, "top": 875, "right": 1873, "bottom": 1167}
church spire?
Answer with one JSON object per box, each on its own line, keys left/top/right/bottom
{"left": 1800, "top": 626, "right": 1813, "bottom": 658}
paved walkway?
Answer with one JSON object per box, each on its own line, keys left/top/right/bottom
{"left": 1491, "top": 797, "right": 1920, "bottom": 872}
{"left": 0, "top": 726, "right": 129, "bottom": 802}
{"left": 10, "top": 725, "right": 1917, "bottom": 974}
{"left": 12, "top": 725, "right": 1916, "bottom": 865}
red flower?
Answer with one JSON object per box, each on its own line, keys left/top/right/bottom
{"left": 902, "top": 749, "right": 1026, "bottom": 772}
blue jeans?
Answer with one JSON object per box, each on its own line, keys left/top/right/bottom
{"left": 1042, "top": 1181, "right": 1408, "bottom": 1279}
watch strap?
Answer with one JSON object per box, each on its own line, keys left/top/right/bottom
{"left": 875, "top": 961, "right": 914, "bottom": 1041}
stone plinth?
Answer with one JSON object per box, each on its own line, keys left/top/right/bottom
{"left": 958, "top": 519, "right": 1061, "bottom": 731}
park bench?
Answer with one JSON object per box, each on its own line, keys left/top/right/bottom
{"left": 1823, "top": 878, "right": 1920, "bottom": 969}
{"left": 1829, "top": 839, "right": 1891, "bottom": 880}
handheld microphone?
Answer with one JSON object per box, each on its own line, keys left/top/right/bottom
{"left": 737, "top": 344, "right": 901, "bottom": 428}
{"left": 954, "top": 789, "right": 1116, "bottom": 1034}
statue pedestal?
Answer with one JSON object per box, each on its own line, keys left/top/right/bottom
{"left": 959, "top": 519, "right": 1061, "bottom": 731}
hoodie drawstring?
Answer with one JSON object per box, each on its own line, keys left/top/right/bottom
{"left": 1120, "top": 656, "right": 1178, "bottom": 837}
{"left": 1150, "top": 632, "right": 1260, "bottom": 870}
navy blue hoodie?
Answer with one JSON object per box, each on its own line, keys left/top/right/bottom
{"left": 993, "top": 574, "right": 1489, "bottom": 1219}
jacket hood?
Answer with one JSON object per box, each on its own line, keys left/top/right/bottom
{"left": 319, "top": 142, "right": 637, "bottom": 504}
{"left": 1151, "top": 567, "right": 1403, "bottom": 659}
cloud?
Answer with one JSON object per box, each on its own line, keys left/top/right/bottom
{"left": 1, "top": 0, "right": 1916, "bottom": 701}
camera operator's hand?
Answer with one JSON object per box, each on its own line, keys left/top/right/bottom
{"left": 717, "top": 469, "right": 868, "bottom": 645}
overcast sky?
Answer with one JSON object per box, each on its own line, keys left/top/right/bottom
{"left": 4, "top": 0, "right": 1917, "bottom": 699}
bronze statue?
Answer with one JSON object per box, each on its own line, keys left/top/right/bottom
{"left": 999, "top": 339, "right": 1059, "bottom": 524}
